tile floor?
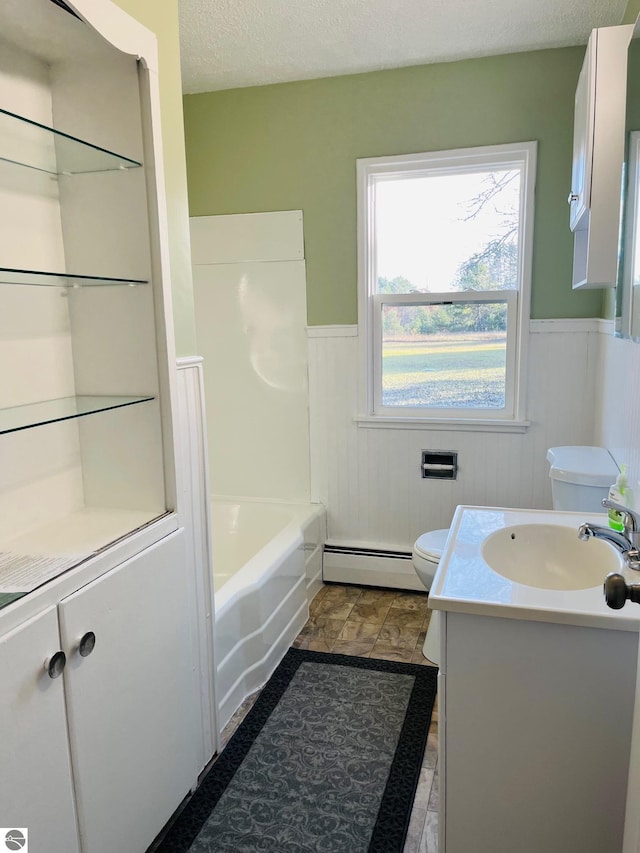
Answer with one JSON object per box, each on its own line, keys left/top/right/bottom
{"left": 220, "top": 583, "right": 439, "bottom": 853}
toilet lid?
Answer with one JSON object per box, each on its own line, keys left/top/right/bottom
{"left": 415, "top": 528, "right": 450, "bottom": 561}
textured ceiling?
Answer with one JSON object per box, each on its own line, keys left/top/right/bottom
{"left": 179, "top": 0, "right": 627, "bottom": 94}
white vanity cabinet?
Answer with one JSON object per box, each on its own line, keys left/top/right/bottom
{"left": 0, "top": 530, "right": 200, "bottom": 853}
{"left": 570, "top": 24, "right": 632, "bottom": 288}
{"left": 438, "top": 611, "right": 638, "bottom": 853}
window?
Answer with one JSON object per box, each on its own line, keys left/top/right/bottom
{"left": 357, "top": 142, "right": 536, "bottom": 427}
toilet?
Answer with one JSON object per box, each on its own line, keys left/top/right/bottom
{"left": 412, "top": 445, "right": 619, "bottom": 664}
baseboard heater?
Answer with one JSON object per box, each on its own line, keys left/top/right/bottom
{"left": 322, "top": 543, "right": 423, "bottom": 591}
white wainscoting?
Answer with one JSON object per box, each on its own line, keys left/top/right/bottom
{"left": 175, "top": 357, "right": 218, "bottom": 759}
{"left": 308, "top": 321, "right": 601, "bottom": 552}
{"left": 595, "top": 331, "right": 640, "bottom": 497}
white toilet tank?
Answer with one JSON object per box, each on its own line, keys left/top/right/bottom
{"left": 547, "top": 446, "right": 619, "bottom": 512}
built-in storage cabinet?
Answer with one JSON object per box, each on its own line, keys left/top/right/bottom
{"left": 0, "top": 605, "right": 81, "bottom": 853}
{"left": 0, "top": 0, "right": 177, "bottom": 607}
{"left": 0, "top": 531, "right": 200, "bottom": 853}
{"left": 439, "top": 611, "right": 637, "bottom": 853}
{"left": 0, "top": 3, "right": 206, "bottom": 849}
{"left": 570, "top": 25, "right": 632, "bottom": 288}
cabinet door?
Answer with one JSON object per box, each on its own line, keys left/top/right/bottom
{"left": 58, "top": 530, "right": 201, "bottom": 853}
{"left": 570, "top": 33, "right": 595, "bottom": 231}
{"left": 0, "top": 607, "right": 80, "bottom": 853}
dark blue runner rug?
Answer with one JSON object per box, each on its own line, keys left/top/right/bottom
{"left": 154, "top": 649, "right": 437, "bottom": 853}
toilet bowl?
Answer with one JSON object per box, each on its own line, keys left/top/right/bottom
{"left": 412, "top": 445, "right": 620, "bottom": 665}
{"left": 412, "top": 529, "right": 449, "bottom": 664}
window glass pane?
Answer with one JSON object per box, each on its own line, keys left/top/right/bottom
{"left": 381, "top": 303, "right": 508, "bottom": 409}
{"left": 375, "top": 168, "right": 520, "bottom": 294}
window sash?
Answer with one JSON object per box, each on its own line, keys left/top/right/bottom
{"left": 357, "top": 141, "right": 536, "bottom": 425}
{"left": 372, "top": 291, "right": 518, "bottom": 418}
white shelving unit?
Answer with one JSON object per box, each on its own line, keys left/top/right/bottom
{"left": 0, "top": 2, "right": 204, "bottom": 851}
{"left": 0, "top": 0, "right": 177, "bottom": 603}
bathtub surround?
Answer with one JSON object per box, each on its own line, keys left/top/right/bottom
{"left": 190, "top": 211, "right": 311, "bottom": 502}
{"left": 154, "top": 647, "right": 437, "bottom": 853}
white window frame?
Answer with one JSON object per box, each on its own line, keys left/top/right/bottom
{"left": 357, "top": 141, "right": 536, "bottom": 430}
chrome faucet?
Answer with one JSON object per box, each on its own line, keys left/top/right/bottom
{"left": 578, "top": 498, "right": 640, "bottom": 570}
{"left": 601, "top": 498, "right": 640, "bottom": 548}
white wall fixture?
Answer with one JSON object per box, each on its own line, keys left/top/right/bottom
{"left": 190, "top": 211, "right": 311, "bottom": 502}
{"left": 570, "top": 24, "right": 632, "bottom": 288}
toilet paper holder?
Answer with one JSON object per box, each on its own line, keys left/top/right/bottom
{"left": 421, "top": 450, "right": 458, "bottom": 479}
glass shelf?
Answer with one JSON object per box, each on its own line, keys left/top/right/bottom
{"left": 0, "top": 268, "right": 147, "bottom": 288}
{"left": 0, "top": 107, "right": 142, "bottom": 174}
{"left": 0, "top": 395, "right": 155, "bottom": 435}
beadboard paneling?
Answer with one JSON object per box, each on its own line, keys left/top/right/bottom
{"left": 309, "top": 324, "right": 599, "bottom": 550}
{"left": 595, "top": 333, "right": 640, "bottom": 498}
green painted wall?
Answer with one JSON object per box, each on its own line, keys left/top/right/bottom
{"left": 184, "top": 47, "right": 602, "bottom": 325}
{"left": 624, "top": 0, "right": 640, "bottom": 24}
{"left": 113, "top": 0, "right": 197, "bottom": 355}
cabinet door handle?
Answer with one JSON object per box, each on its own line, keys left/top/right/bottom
{"left": 78, "top": 631, "right": 96, "bottom": 657}
{"left": 568, "top": 192, "right": 580, "bottom": 204}
{"left": 45, "top": 651, "right": 66, "bottom": 679}
{"left": 604, "top": 572, "right": 640, "bottom": 609}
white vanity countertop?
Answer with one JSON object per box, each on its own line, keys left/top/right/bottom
{"left": 429, "top": 506, "right": 640, "bottom": 631}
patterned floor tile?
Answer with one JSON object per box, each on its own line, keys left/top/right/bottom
{"left": 391, "top": 592, "right": 430, "bottom": 611}
{"left": 378, "top": 623, "right": 421, "bottom": 649}
{"left": 331, "top": 638, "right": 377, "bottom": 656}
{"left": 358, "top": 588, "right": 398, "bottom": 605}
{"left": 419, "top": 809, "right": 438, "bottom": 853}
{"left": 323, "top": 584, "right": 362, "bottom": 602}
{"left": 370, "top": 643, "right": 414, "bottom": 663}
{"left": 300, "top": 615, "right": 347, "bottom": 639}
{"left": 349, "top": 600, "right": 393, "bottom": 623}
{"left": 311, "top": 598, "right": 355, "bottom": 620}
{"left": 337, "top": 620, "right": 382, "bottom": 642}
{"left": 384, "top": 606, "right": 427, "bottom": 628}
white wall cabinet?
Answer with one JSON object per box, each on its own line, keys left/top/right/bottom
{"left": 1, "top": 531, "right": 200, "bottom": 853}
{"left": 570, "top": 25, "right": 632, "bottom": 288}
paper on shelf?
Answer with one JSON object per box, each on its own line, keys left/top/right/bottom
{"left": 0, "top": 551, "right": 87, "bottom": 593}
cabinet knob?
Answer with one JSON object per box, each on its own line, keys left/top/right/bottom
{"left": 45, "top": 651, "right": 66, "bottom": 679}
{"left": 568, "top": 192, "right": 580, "bottom": 204}
{"left": 604, "top": 572, "right": 640, "bottom": 609}
{"left": 78, "top": 631, "right": 96, "bottom": 657}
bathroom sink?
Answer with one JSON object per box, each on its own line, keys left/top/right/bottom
{"left": 481, "top": 523, "right": 622, "bottom": 590}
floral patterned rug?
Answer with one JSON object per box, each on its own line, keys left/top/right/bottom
{"left": 154, "top": 649, "right": 437, "bottom": 853}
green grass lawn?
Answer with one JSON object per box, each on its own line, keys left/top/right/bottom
{"left": 382, "top": 335, "right": 507, "bottom": 408}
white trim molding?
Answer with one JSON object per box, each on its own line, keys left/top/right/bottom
{"left": 307, "top": 325, "right": 358, "bottom": 337}
{"left": 175, "top": 357, "right": 218, "bottom": 757}
{"left": 530, "top": 318, "right": 613, "bottom": 334}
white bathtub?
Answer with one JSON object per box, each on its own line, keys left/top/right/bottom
{"left": 212, "top": 499, "right": 326, "bottom": 730}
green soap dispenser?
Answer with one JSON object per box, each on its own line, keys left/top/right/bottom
{"left": 607, "top": 464, "right": 628, "bottom": 532}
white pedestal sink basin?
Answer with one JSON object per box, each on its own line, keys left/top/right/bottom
{"left": 481, "top": 523, "right": 622, "bottom": 590}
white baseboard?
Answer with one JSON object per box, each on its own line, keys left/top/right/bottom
{"left": 323, "top": 549, "right": 423, "bottom": 591}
